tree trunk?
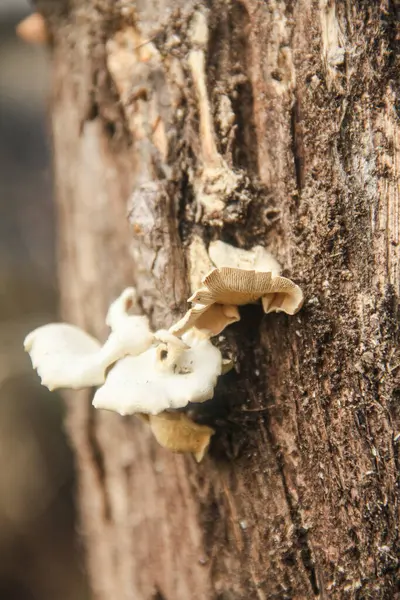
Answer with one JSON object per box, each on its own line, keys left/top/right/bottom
{"left": 36, "top": 1, "right": 400, "bottom": 598}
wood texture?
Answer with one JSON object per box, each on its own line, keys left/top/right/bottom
{"left": 37, "top": 0, "right": 400, "bottom": 598}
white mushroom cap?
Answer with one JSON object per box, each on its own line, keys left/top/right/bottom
{"left": 144, "top": 411, "right": 215, "bottom": 462}
{"left": 24, "top": 324, "right": 105, "bottom": 390}
{"left": 105, "top": 287, "right": 137, "bottom": 329}
{"left": 92, "top": 332, "right": 223, "bottom": 416}
{"left": 23, "top": 288, "right": 154, "bottom": 391}
{"left": 100, "top": 288, "right": 153, "bottom": 365}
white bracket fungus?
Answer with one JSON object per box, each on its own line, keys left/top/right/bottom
{"left": 92, "top": 330, "right": 222, "bottom": 415}
{"left": 24, "top": 288, "right": 154, "bottom": 391}
{"left": 24, "top": 291, "right": 223, "bottom": 461}
{"left": 24, "top": 243, "right": 303, "bottom": 462}
{"left": 24, "top": 324, "right": 105, "bottom": 391}
{"left": 100, "top": 287, "right": 154, "bottom": 367}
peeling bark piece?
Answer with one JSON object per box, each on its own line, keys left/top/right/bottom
{"left": 92, "top": 333, "right": 223, "bottom": 415}
{"left": 188, "top": 48, "right": 243, "bottom": 218}
{"left": 128, "top": 181, "right": 188, "bottom": 328}
{"left": 147, "top": 412, "right": 215, "bottom": 462}
{"left": 24, "top": 324, "right": 105, "bottom": 390}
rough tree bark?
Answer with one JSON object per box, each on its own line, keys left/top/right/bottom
{"left": 36, "top": 1, "right": 399, "bottom": 599}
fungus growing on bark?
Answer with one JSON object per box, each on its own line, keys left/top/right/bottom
{"left": 171, "top": 241, "right": 304, "bottom": 336}
{"left": 100, "top": 287, "right": 154, "bottom": 366}
{"left": 92, "top": 330, "right": 223, "bottom": 415}
{"left": 24, "top": 251, "right": 300, "bottom": 459}
{"left": 24, "top": 324, "right": 105, "bottom": 391}
{"left": 24, "top": 290, "right": 223, "bottom": 462}
{"left": 140, "top": 412, "right": 215, "bottom": 463}
{"left": 24, "top": 288, "right": 154, "bottom": 391}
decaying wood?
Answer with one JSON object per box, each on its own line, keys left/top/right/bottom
{"left": 36, "top": 0, "right": 400, "bottom": 598}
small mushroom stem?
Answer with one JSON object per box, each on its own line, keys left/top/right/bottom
{"left": 188, "top": 50, "right": 222, "bottom": 169}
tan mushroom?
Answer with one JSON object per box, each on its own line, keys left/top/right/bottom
{"left": 170, "top": 302, "right": 240, "bottom": 337}
{"left": 170, "top": 242, "right": 303, "bottom": 336}
{"left": 140, "top": 412, "right": 214, "bottom": 462}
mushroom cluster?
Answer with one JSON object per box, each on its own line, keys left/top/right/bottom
{"left": 24, "top": 242, "right": 303, "bottom": 461}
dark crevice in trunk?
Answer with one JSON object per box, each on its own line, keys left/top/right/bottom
{"left": 265, "top": 419, "right": 320, "bottom": 597}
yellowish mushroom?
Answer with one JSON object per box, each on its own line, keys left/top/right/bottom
{"left": 140, "top": 412, "right": 214, "bottom": 462}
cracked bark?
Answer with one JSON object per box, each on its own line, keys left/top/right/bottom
{"left": 36, "top": 0, "right": 400, "bottom": 599}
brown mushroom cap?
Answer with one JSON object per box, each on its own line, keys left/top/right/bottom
{"left": 193, "top": 267, "right": 304, "bottom": 315}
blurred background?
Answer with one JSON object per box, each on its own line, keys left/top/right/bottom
{"left": 0, "top": 2, "right": 88, "bottom": 599}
